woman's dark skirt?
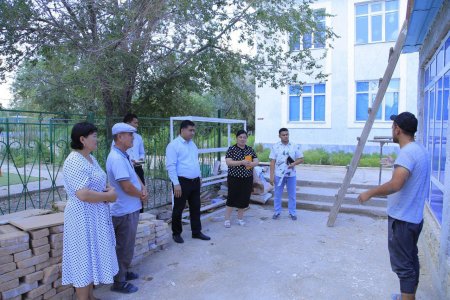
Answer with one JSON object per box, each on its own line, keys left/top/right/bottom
{"left": 226, "top": 175, "right": 253, "bottom": 209}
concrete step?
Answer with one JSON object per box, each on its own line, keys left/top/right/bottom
{"left": 282, "top": 186, "right": 387, "bottom": 207}
{"left": 297, "top": 179, "right": 380, "bottom": 190}
{"left": 267, "top": 198, "right": 387, "bottom": 218}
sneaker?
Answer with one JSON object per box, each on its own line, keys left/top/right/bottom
{"left": 224, "top": 220, "right": 231, "bottom": 228}
{"left": 290, "top": 214, "right": 297, "bottom": 221}
{"left": 272, "top": 213, "right": 280, "bottom": 220}
{"left": 126, "top": 271, "right": 139, "bottom": 280}
{"left": 111, "top": 282, "right": 138, "bottom": 294}
{"left": 237, "top": 219, "right": 246, "bottom": 226}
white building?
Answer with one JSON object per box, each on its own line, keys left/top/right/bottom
{"left": 255, "top": 0, "right": 418, "bottom": 153}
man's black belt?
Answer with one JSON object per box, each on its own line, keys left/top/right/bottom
{"left": 178, "top": 176, "right": 200, "bottom": 182}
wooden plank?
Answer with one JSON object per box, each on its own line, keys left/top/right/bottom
{"left": 250, "top": 193, "right": 272, "bottom": 204}
{"left": 181, "top": 200, "right": 226, "bottom": 218}
{"left": 10, "top": 213, "right": 64, "bottom": 231}
{"left": 202, "top": 174, "right": 228, "bottom": 182}
{"left": 0, "top": 209, "right": 52, "bottom": 225}
{"left": 327, "top": 20, "right": 408, "bottom": 227}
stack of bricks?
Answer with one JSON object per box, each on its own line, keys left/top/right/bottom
{"left": 0, "top": 224, "right": 74, "bottom": 300}
{"left": 154, "top": 220, "right": 170, "bottom": 250}
{"left": 1, "top": 211, "right": 169, "bottom": 299}
{"left": 130, "top": 213, "right": 170, "bottom": 267}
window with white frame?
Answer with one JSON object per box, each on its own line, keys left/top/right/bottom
{"left": 423, "top": 35, "right": 450, "bottom": 224}
{"left": 355, "top": 0, "right": 399, "bottom": 44}
{"left": 355, "top": 79, "right": 399, "bottom": 121}
{"left": 290, "top": 9, "right": 326, "bottom": 51}
{"left": 289, "top": 83, "right": 326, "bottom": 122}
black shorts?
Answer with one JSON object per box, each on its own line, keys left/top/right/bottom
{"left": 388, "top": 216, "right": 423, "bottom": 293}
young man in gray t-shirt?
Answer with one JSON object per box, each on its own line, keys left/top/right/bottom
{"left": 358, "top": 112, "right": 430, "bottom": 300}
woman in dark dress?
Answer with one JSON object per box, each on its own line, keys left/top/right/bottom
{"left": 224, "top": 130, "right": 259, "bottom": 227}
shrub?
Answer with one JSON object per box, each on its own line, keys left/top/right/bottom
{"left": 254, "top": 143, "right": 264, "bottom": 153}
{"left": 256, "top": 148, "right": 270, "bottom": 162}
{"left": 301, "top": 149, "right": 395, "bottom": 167}
{"left": 359, "top": 153, "right": 382, "bottom": 167}
{"left": 304, "top": 148, "right": 330, "bottom": 165}
{"left": 329, "top": 151, "right": 352, "bottom": 166}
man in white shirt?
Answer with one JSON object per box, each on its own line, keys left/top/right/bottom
{"left": 123, "top": 113, "right": 146, "bottom": 212}
{"left": 166, "top": 120, "right": 210, "bottom": 244}
{"left": 269, "top": 128, "right": 304, "bottom": 220}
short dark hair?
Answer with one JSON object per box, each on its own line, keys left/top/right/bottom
{"left": 236, "top": 129, "right": 248, "bottom": 137}
{"left": 279, "top": 128, "right": 288, "bottom": 134}
{"left": 180, "top": 120, "right": 195, "bottom": 133}
{"left": 70, "top": 122, "right": 97, "bottom": 150}
{"left": 123, "top": 113, "right": 138, "bottom": 123}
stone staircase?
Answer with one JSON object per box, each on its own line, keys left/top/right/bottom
{"left": 266, "top": 179, "right": 387, "bottom": 218}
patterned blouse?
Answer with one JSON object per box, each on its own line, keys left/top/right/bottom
{"left": 225, "top": 145, "right": 258, "bottom": 178}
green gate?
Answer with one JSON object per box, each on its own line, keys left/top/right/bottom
{"left": 0, "top": 109, "right": 231, "bottom": 214}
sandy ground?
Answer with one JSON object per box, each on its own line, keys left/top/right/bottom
{"left": 95, "top": 205, "right": 438, "bottom": 300}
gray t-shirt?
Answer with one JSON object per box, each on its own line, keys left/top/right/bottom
{"left": 387, "top": 142, "right": 430, "bottom": 224}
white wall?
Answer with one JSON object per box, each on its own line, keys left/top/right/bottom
{"left": 255, "top": 0, "right": 418, "bottom": 153}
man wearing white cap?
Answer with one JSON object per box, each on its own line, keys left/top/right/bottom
{"left": 107, "top": 122, "right": 148, "bottom": 294}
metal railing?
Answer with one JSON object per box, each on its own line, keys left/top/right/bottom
{"left": 0, "top": 109, "right": 229, "bottom": 214}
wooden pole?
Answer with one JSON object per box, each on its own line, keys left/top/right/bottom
{"left": 327, "top": 20, "right": 408, "bottom": 227}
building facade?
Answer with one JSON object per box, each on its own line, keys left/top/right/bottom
{"left": 404, "top": 0, "right": 450, "bottom": 298}
{"left": 255, "top": 0, "right": 418, "bottom": 153}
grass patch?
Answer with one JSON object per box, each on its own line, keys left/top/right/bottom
{"left": 0, "top": 173, "right": 41, "bottom": 186}
{"left": 256, "top": 147, "right": 397, "bottom": 167}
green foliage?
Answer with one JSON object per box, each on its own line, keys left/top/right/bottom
{"left": 358, "top": 153, "right": 383, "bottom": 167}
{"left": 304, "top": 148, "right": 330, "bottom": 165}
{"left": 303, "top": 149, "right": 395, "bottom": 167}
{"left": 256, "top": 148, "right": 271, "bottom": 162}
{"left": 1, "top": 0, "right": 336, "bottom": 128}
{"left": 329, "top": 151, "right": 352, "bottom": 166}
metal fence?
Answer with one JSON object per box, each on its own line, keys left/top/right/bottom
{"left": 0, "top": 109, "right": 230, "bottom": 214}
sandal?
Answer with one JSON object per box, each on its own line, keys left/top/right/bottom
{"left": 237, "top": 219, "right": 246, "bottom": 226}
{"left": 126, "top": 271, "right": 139, "bottom": 280}
{"left": 224, "top": 220, "right": 231, "bottom": 228}
{"left": 110, "top": 282, "right": 138, "bottom": 294}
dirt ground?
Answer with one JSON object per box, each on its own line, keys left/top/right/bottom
{"left": 95, "top": 204, "right": 438, "bottom": 300}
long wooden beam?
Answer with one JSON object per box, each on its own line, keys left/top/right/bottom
{"left": 327, "top": 20, "right": 408, "bottom": 227}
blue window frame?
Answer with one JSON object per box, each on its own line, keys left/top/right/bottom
{"left": 289, "top": 83, "right": 326, "bottom": 122}
{"left": 423, "top": 35, "right": 450, "bottom": 224}
{"left": 355, "top": 0, "right": 399, "bottom": 44}
{"left": 355, "top": 79, "right": 399, "bottom": 121}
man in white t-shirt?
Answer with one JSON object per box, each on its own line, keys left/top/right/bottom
{"left": 269, "top": 128, "right": 304, "bottom": 221}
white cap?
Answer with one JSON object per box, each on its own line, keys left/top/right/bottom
{"left": 112, "top": 122, "right": 137, "bottom": 135}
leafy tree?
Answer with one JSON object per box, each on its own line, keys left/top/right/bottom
{"left": 1, "top": 0, "right": 336, "bottom": 127}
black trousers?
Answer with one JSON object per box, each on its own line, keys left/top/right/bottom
{"left": 172, "top": 177, "right": 201, "bottom": 236}
{"left": 388, "top": 216, "right": 423, "bottom": 294}
{"left": 134, "top": 165, "right": 145, "bottom": 213}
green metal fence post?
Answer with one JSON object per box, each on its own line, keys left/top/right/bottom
{"left": 217, "top": 110, "right": 222, "bottom": 162}
{"left": 6, "top": 121, "right": 10, "bottom": 213}
{"left": 23, "top": 122, "right": 27, "bottom": 210}
{"left": 38, "top": 113, "right": 42, "bottom": 208}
